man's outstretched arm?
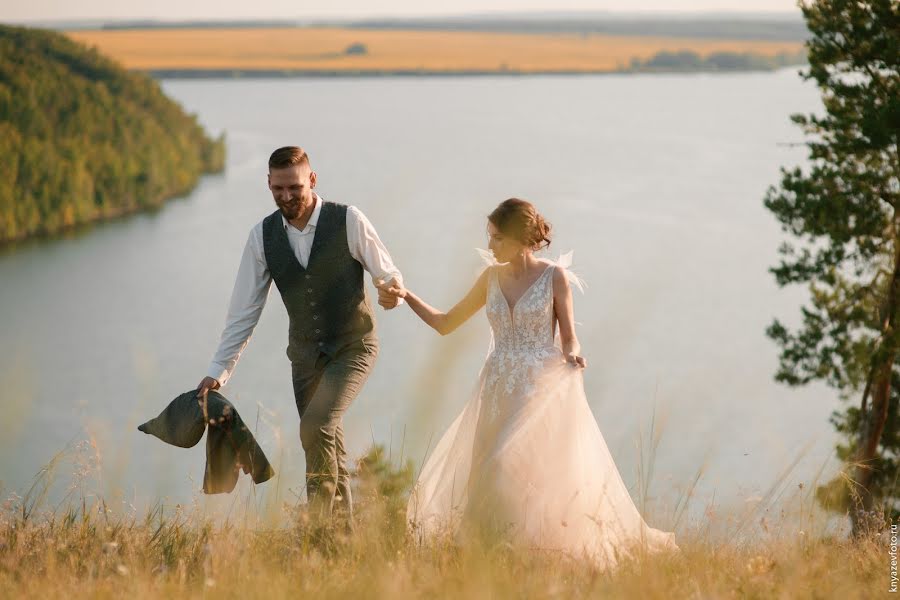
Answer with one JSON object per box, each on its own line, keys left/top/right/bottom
{"left": 346, "top": 205, "right": 404, "bottom": 309}
{"left": 198, "top": 227, "right": 272, "bottom": 397}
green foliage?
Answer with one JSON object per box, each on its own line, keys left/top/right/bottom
{"left": 352, "top": 444, "right": 415, "bottom": 545}
{"left": 762, "top": 1, "right": 899, "bottom": 517}
{"left": 628, "top": 48, "right": 807, "bottom": 72}
{"left": 354, "top": 444, "right": 414, "bottom": 502}
{"left": 0, "top": 25, "right": 225, "bottom": 243}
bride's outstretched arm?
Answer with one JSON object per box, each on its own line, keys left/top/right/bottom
{"left": 386, "top": 268, "right": 490, "bottom": 336}
{"left": 552, "top": 266, "right": 587, "bottom": 368}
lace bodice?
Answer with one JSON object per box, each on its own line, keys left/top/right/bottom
{"left": 480, "top": 262, "right": 561, "bottom": 422}
{"left": 485, "top": 263, "right": 558, "bottom": 355}
{"left": 477, "top": 251, "right": 586, "bottom": 420}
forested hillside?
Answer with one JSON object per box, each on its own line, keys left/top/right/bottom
{"left": 0, "top": 25, "right": 225, "bottom": 243}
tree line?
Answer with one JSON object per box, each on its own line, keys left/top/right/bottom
{"left": 628, "top": 49, "right": 807, "bottom": 72}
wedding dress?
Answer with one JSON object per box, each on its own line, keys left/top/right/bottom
{"left": 406, "top": 251, "right": 679, "bottom": 569}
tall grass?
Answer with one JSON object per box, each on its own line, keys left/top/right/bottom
{"left": 0, "top": 422, "right": 890, "bottom": 599}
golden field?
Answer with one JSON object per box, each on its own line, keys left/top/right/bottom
{"left": 66, "top": 28, "right": 805, "bottom": 73}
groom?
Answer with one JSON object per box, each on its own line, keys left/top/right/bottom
{"left": 196, "top": 146, "right": 403, "bottom": 524}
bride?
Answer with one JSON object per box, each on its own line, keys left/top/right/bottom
{"left": 383, "top": 198, "right": 679, "bottom": 568}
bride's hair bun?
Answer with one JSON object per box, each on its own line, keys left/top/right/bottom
{"left": 488, "top": 198, "right": 552, "bottom": 250}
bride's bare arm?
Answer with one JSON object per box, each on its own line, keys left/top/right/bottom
{"left": 552, "top": 266, "right": 586, "bottom": 368}
{"left": 387, "top": 268, "right": 490, "bottom": 336}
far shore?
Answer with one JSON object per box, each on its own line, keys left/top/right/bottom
{"left": 66, "top": 27, "right": 805, "bottom": 76}
{"left": 143, "top": 67, "right": 805, "bottom": 79}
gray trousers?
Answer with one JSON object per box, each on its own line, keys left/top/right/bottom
{"left": 290, "top": 334, "right": 378, "bottom": 521}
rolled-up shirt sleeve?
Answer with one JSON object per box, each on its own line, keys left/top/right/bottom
{"left": 207, "top": 225, "right": 272, "bottom": 386}
{"left": 347, "top": 206, "right": 404, "bottom": 299}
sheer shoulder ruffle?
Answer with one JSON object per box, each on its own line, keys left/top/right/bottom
{"left": 552, "top": 250, "right": 587, "bottom": 294}
{"left": 474, "top": 248, "right": 586, "bottom": 293}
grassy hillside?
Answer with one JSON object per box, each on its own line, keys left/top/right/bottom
{"left": 0, "top": 442, "right": 882, "bottom": 599}
{"left": 0, "top": 25, "right": 225, "bottom": 244}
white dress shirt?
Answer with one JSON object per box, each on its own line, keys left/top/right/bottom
{"left": 207, "top": 193, "right": 402, "bottom": 385}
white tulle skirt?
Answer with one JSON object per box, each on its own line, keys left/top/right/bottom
{"left": 407, "top": 345, "right": 679, "bottom": 569}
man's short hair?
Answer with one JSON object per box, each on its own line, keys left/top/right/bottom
{"left": 269, "top": 146, "right": 310, "bottom": 170}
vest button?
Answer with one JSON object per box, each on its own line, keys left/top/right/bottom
{"left": 305, "top": 275, "right": 311, "bottom": 280}
{"left": 313, "top": 315, "right": 319, "bottom": 320}
{"left": 310, "top": 301, "right": 316, "bottom": 306}
{"left": 315, "top": 329, "right": 321, "bottom": 334}
{"left": 318, "top": 342, "right": 324, "bottom": 346}
{"left": 307, "top": 288, "right": 313, "bottom": 293}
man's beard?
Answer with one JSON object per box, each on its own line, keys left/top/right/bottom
{"left": 279, "top": 198, "right": 302, "bottom": 219}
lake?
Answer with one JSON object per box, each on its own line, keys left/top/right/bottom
{"left": 0, "top": 69, "right": 844, "bottom": 533}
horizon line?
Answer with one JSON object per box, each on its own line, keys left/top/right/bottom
{"left": 3, "top": 9, "right": 805, "bottom": 29}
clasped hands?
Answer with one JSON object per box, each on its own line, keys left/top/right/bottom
{"left": 375, "top": 278, "right": 407, "bottom": 310}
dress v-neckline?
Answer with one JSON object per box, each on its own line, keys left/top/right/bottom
{"left": 497, "top": 263, "right": 554, "bottom": 318}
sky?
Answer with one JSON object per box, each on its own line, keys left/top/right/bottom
{"left": 3, "top": 1, "right": 802, "bottom": 24}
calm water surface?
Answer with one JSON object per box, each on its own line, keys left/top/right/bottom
{"left": 0, "top": 70, "right": 842, "bottom": 530}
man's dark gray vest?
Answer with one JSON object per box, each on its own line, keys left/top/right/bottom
{"left": 262, "top": 201, "right": 375, "bottom": 360}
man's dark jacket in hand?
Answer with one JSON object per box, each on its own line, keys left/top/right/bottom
{"left": 138, "top": 389, "right": 275, "bottom": 494}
